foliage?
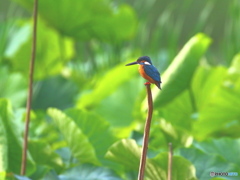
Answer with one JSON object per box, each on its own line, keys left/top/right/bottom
{"left": 153, "top": 33, "right": 211, "bottom": 107}
{"left": 5, "top": 19, "right": 74, "bottom": 80}
{"left": 1, "top": 0, "right": 240, "bottom": 180}
{"left": 0, "top": 99, "right": 35, "bottom": 177}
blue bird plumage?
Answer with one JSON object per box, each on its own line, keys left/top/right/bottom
{"left": 126, "top": 56, "right": 162, "bottom": 89}
{"left": 143, "top": 64, "right": 161, "bottom": 82}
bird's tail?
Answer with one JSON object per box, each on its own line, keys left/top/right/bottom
{"left": 155, "top": 81, "right": 162, "bottom": 90}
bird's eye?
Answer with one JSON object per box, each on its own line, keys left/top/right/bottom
{"left": 144, "top": 61, "right": 151, "bottom": 65}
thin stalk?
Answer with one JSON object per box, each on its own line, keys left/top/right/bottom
{"left": 138, "top": 82, "right": 153, "bottom": 180}
{"left": 21, "top": 0, "right": 38, "bottom": 175}
{"left": 168, "top": 142, "right": 173, "bottom": 180}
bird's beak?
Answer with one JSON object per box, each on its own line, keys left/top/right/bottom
{"left": 125, "top": 61, "right": 138, "bottom": 66}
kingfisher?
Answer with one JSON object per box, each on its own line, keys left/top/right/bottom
{"left": 126, "top": 56, "right": 162, "bottom": 89}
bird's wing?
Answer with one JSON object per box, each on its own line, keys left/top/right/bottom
{"left": 144, "top": 65, "right": 161, "bottom": 82}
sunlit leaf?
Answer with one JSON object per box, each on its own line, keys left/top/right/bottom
{"left": 5, "top": 20, "right": 74, "bottom": 80}
{"left": 228, "top": 53, "right": 240, "bottom": 78}
{"left": 105, "top": 139, "right": 141, "bottom": 170}
{"left": 191, "top": 65, "right": 227, "bottom": 110}
{"left": 150, "top": 153, "right": 197, "bottom": 180}
{"left": 77, "top": 62, "right": 137, "bottom": 108}
{"left": 189, "top": 54, "right": 240, "bottom": 139}
{"left": 0, "top": 67, "right": 27, "bottom": 108}
{"left": 0, "top": 98, "right": 35, "bottom": 175}
{"left": 47, "top": 108, "right": 100, "bottom": 165}
{"left": 28, "top": 140, "right": 64, "bottom": 173}
{"left": 153, "top": 33, "right": 211, "bottom": 107}
{"left": 193, "top": 77, "right": 240, "bottom": 139}
{"left": 158, "top": 119, "right": 193, "bottom": 148}
{"left": 65, "top": 108, "right": 115, "bottom": 165}
{"left": 95, "top": 79, "right": 142, "bottom": 127}
{"left": 158, "top": 90, "right": 194, "bottom": 129}
{"left": 13, "top": 0, "right": 136, "bottom": 42}
{"left": 106, "top": 139, "right": 197, "bottom": 180}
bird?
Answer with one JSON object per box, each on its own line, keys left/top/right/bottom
{"left": 126, "top": 56, "right": 162, "bottom": 89}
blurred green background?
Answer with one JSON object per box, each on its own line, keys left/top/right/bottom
{"left": 0, "top": 0, "right": 240, "bottom": 179}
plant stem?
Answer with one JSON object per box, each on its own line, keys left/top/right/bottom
{"left": 138, "top": 83, "right": 153, "bottom": 180}
{"left": 168, "top": 142, "right": 173, "bottom": 180}
{"left": 21, "top": 0, "right": 38, "bottom": 175}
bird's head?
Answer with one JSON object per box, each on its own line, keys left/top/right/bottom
{"left": 125, "top": 56, "right": 152, "bottom": 66}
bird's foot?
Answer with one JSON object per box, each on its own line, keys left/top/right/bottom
{"left": 144, "top": 82, "right": 151, "bottom": 85}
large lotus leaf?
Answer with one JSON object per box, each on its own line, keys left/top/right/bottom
{"left": 180, "top": 148, "right": 240, "bottom": 180}
{"left": 32, "top": 76, "right": 78, "bottom": 110}
{"left": 151, "top": 33, "right": 211, "bottom": 108}
{"left": 0, "top": 67, "right": 27, "bottom": 108}
{"left": 193, "top": 138, "right": 240, "bottom": 166}
{"left": 148, "top": 153, "right": 197, "bottom": 180}
{"left": 158, "top": 89, "right": 194, "bottom": 129}
{"left": 0, "top": 99, "right": 35, "bottom": 176}
{"left": 77, "top": 61, "right": 137, "bottom": 108}
{"left": 193, "top": 75, "right": 240, "bottom": 139}
{"left": 94, "top": 79, "right": 142, "bottom": 127}
{"left": 179, "top": 138, "right": 240, "bottom": 180}
{"left": 191, "top": 65, "right": 227, "bottom": 111}
{"left": 4, "top": 20, "right": 74, "bottom": 80}
{"left": 191, "top": 54, "right": 240, "bottom": 139}
{"left": 47, "top": 108, "right": 100, "bottom": 165}
{"left": 42, "top": 164, "right": 121, "bottom": 180}
{"left": 64, "top": 108, "right": 115, "bottom": 165}
{"left": 158, "top": 119, "right": 193, "bottom": 148}
{"left": 13, "top": 0, "right": 136, "bottom": 42}
{"left": 106, "top": 139, "right": 197, "bottom": 180}
{"left": 28, "top": 140, "right": 64, "bottom": 172}
{"left": 58, "top": 164, "right": 121, "bottom": 180}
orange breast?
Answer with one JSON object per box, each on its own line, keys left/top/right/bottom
{"left": 138, "top": 65, "right": 155, "bottom": 83}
